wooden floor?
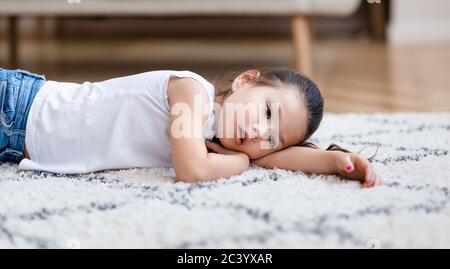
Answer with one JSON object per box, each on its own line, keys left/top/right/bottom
{"left": 1, "top": 36, "right": 450, "bottom": 112}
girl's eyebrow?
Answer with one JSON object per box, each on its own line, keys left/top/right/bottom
{"left": 274, "top": 101, "right": 287, "bottom": 147}
{"left": 278, "top": 103, "right": 286, "bottom": 146}
{"left": 267, "top": 97, "right": 287, "bottom": 147}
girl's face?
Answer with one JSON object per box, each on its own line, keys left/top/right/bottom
{"left": 215, "top": 70, "right": 307, "bottom": 159}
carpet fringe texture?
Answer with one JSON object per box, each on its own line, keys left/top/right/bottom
{"left": 1, "top": 112, "right": 449, "bottom": 248}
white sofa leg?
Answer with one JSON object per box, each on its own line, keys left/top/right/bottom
{"left": 291, "top": 15, "right": 313, "bottom": 77}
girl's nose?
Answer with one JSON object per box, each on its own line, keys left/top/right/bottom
{"left": 251, "top": 124, "right": 269, "bottom": 141}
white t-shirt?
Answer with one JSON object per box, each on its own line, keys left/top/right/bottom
{"left": 18, "top": 70, "right": 216, "bottom": 174}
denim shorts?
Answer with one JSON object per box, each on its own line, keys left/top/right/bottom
{"left": 0, "top": 68, "right": 45, "bottom": 163}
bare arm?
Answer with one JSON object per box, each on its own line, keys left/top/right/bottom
{"left": 252, "top": 146, "right": 383, "bottom": 188}
{"left": 167, "top": 77, "right": 249, "bottom": 183}
{"left": 252, "top": 146, "right": 340, "bottom": 174}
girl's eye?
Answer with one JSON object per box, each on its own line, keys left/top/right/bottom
{"left": 268, "top": 134, "right": 276, "bottom": 148}
{"left": 265, "top": 104, "right": 271, "bottom": 119}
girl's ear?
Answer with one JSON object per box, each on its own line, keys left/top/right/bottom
{"left": 231, "top": 69, "right": 261, "bottom": 92}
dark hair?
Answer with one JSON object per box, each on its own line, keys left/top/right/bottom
{"left": 211, "top": 66, "right": 379, "bottom": 160}
{"left": 214, "top": 66, "right": 323, "bottom": 146}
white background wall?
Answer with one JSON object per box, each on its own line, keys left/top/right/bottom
{"left": 389, "top": 0, "right": 450, "bottom": 44}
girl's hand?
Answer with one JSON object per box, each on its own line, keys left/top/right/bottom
{"left": 335, "top": 152, "right": 384, "bottom": 188}
{"left": 206, "top": 141, "right": 244, "bottom": 156}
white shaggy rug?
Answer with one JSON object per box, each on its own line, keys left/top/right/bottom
{"left": 1, "top": 112, "right": 449, "bottom": 249}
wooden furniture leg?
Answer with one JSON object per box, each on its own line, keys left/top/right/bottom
{"left": 7, "top": 16, "right": 18, "bottom": 68}
{"left": 291, "top": 15, "right": 313, "bottom": 78}
{"left": 369, "top": 2, "right": 386, "bottom": 40}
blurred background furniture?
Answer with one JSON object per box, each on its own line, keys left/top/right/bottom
{"left": 1, "top": 0, "right": 449, "bottom": 112}
{"left": 388, "top": 0, "right": 450, "bottom": 43}
{"left": 0, "top": 0, "right": 361, "bottom": 77}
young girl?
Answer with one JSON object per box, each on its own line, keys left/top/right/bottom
{"left": 0, "top": 67, "right": 383, "bottom": 188}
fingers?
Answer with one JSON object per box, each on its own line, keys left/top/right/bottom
{"left": 205, "top": 142, "right": 221, "bottom": 153}
{"left": 363, "top": 168, "right": 375, "bottom": 188}
{"left": 337, "top": 153, "right": 384, "bottom": 189}
{"left": 374, "top": 173, "right": 384, "bottom": 186}
{"left": 206, "top": 141, "right": 229, "bottom": 155}
{"left": 363, "top": 167, "right": 384, "bottom": 188}
{"left": 336, "top": 153, "right": 354, "bottom": 173}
